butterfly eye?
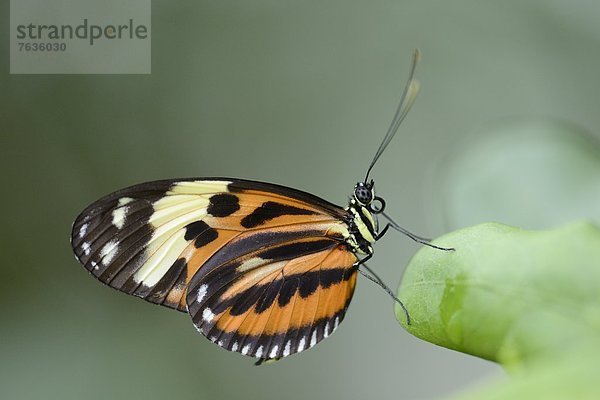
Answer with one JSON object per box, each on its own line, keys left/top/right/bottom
{"left": 368, "top": 196, "right": 386, "bottom": 214}
{"left": 354, "top": 185, "right": 373, "bottom": 205}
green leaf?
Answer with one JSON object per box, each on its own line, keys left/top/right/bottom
{"left": 396, "top": 221, "right": 600, "bottom": 370}
{"left": 403, "top": 120, "right": 600, "bottom": 398}
{"left": 451, "top": 351, "right": 600, "bottom": 400}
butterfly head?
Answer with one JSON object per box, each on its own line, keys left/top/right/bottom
{"left": 353, "top": 180, "right": 374, "bottom": 205}
{"left": 353, "top": 180, "right": 385, "bottom": 214}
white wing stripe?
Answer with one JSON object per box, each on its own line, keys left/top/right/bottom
{"left": 134, "top": 229, "right": 188, "bottom": 286}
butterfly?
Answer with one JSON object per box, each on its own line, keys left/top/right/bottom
{"left": 70, "top": 50, "right": 451, "bottom": 365}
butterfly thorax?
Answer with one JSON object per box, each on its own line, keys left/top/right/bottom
{"left": 345, "top": 198, "right": 378, "bottom": 255}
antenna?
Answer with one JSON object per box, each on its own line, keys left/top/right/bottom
{"left": 365, "top": 49, "right": 421, "bottom": 182}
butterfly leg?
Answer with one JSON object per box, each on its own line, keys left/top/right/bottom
{"left": 377, "top": 222, "right": 431, "bottom": 243}
{"left": 358, "top": 264, "right": 411, "bottom": 325}
{"left": 375, "top": 224, "right": 391, "bottom": 241}
{"left": 379, "top": 212, "right": 455, "bottom": 251}
{"left": 353, "top": 253, "right": 372, "bottom": 269}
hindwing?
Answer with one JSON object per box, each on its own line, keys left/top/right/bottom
{"left": 186, "top": 230, "right": 358, "bottom": 361}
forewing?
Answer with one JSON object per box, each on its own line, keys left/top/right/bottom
{"left": 186, "top": 235, "right": 358, "bottom": 361}
{"left": 71, "top": 178, "right": 347, "bottom": 311}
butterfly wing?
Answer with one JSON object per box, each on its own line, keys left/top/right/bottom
{"left": 70, "top": 178, "right": 352, "bottom": 314}
{"left": 186, "top": 231, "right": 358, "bottom": 361}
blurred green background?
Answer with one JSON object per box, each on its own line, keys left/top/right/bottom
{"left": 2, "top": 1, "right": 599, "bottom": 399}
